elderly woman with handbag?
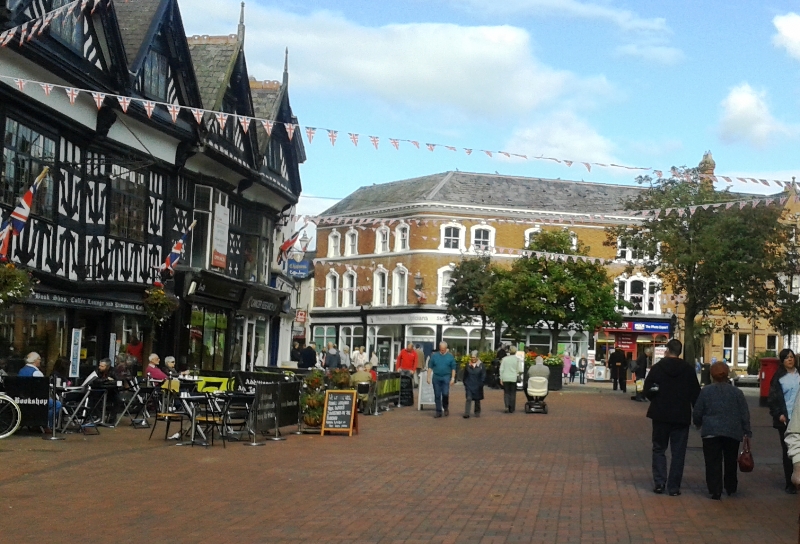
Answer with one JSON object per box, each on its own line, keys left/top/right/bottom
{"left": 692, "top": 362, "right": 752, "bottom": 500}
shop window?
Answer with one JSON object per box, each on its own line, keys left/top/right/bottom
{"left": 2, "top": 118, "right": 55, "bottom": 220}
{"left": 325, "top": 270, "right": 339, "bottom": 308}
{"left": 142, "top": 50, "right": 169, "bottom": 101}
{"left": 527, "top": 334, "right": 550, "bottom": 355}
{"left": 393, "top": 266, "right": 408, "bottom": 306}
{"left": 50, "top": 0, "right": 84, "bottom": 51}
{"left": 767, "top": 334, "right": 778, "bottom": 356}
{"left": 339, "top": 326, "right": 365, "bottom": 353}
{"left": 395, "top": 224, "right": 409, "bottom": 251}
{"left": 375, "top": 227, "right": 390, "bottom": 254}
{"left": 374, "top": 268, "right": 388, "bottom": 306}
{"left": 313, "top": 326, "right": 336, "bottom": 352}
{"left": 524, "top": 225, "right": 541, "bottom": 248}
{"left": 342, "top": 271, "right": 357, "bottom": 308}
{"left": 188, "top": 306, "right": 227, "bottom": 371}
{"left": 109, "top": 165, "right": 147, "bottom": 242}
{"left": 442, "top": 327, "right": 468, "bottom": 359}
{"left": 345, "top": 230, "right": 358, "bottom": 256}
{"left": 468, "top": 328, "right": 492, "bottom": 353}
{"left": 327, "top": 230, "right": 341, "bottom": 258}
{"left": 190, "top": 185, "right": 213, "bottom": 268}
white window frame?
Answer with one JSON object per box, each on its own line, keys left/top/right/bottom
{"left": 394, "top": 222, "right": 410, "bottom": 252}
{"left": 736, "top": 333, "right": 749, "bottom": 368}
{"left": 439, "top": 223, "right": 466, "bottom": 252}
{"left": 325, "top": 270, "right": 339, "bottom": 308}
{"left": 470, "top": 223, "right": 495, "bottom": 253}
{"left": 327, "top": 229, "right": 341, "bottom": 258}
{"left": 342, "top": 270, "right": 357, "bottom": 308}
{"left": 615, "top": 274, "right": 661, "bottom": 315}
{"left": 437, "top": 264, "right": 456, "bottom": 306}
{"left": 568, "top": 230, "right": 578, "bottom": 251}
{"left": 375, "top": 226, "right": 390, "bottom": 254}
{"left": 345, "top": 229, "right": 358, "bottom": 257}
{"left": 373, "top": 267, "right": 389, "bottom": 306}
{"left": 392, "top": 265, "right": 408, "bottom": 306}
{"left": 524, "top": 225, "right": 541, "bottom": 248}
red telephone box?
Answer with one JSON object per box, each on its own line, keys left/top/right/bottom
{"left": 759, "top": 357, "right": 780, "bottom": 407}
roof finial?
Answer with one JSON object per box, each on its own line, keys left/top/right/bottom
{"left": 283, "top": 47, "right": 289, "bottom": 85}
{"left": 237, "top": 2, "right": 245, "bottom": 44}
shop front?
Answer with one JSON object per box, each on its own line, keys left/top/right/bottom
{"left": 237, "top": 285, "right": 284, "bottom": 371}
{"left": 597, "top": 318, "right": 673, "bottom": 363}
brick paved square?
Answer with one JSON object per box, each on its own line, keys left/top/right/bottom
{"left": 0, "top": 383, "right": 797, "bottom": 543}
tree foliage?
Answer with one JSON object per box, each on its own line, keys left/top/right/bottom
{"left": 444, "top": 255, "right": 495, "bottom": 348}
{"left": 605, "top": 167, "right": 790, "bottom": 364}
{"left": 484, "top": 229, "right": 623, "bottom": 353}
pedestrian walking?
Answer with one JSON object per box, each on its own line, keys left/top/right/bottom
{"left": 643, "top": 338, "right": 701, "bottom": 496}
{"left": 568, "top": 358, "right": 578, "bottom": 383}
{"left": 609, "top": 348, "right": 627, "bottom": 392}
{"left": 323, "top": 342, "right": 341, "bottom": 371}
{"left": 632, "top": 348, "right": 650, "bottom": 402}
{"left": 578, "top": 357, "right": 588, "bottom": 384}
{"left": 462, "top": 351, "right": 485, "bottom": 418}
{"left": 499, "top": 346, "right": 520, "bottom": 413}
{"left": 693, "top": 362, "right": 752, "bottom": 500}
{"left": 767, "top": 348, "right": 800, "bottom": 494}
{"left": 427, "top": 342, "right": 456, "bottom": 418}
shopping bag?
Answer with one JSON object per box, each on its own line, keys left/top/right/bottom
{"left": 635, "top": 379, "right": 644, "bottom": 393}
{"left": 738, "top": 436, "right": 754, "bottom": 472}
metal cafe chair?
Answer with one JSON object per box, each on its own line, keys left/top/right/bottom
{"left": 149, "top": 379, "right": 188, "bottom": 441}
{"left": 195, "top": 393, "right": 227, "bottom": 448}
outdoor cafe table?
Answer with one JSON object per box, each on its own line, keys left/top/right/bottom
{"left": 176, "top": 391, "right": 254, "bottom": 447}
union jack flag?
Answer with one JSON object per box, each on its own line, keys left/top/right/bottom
{"left": 0, "top": 221, "right": 11, "bottom": 261}
{"left": 160, "top": 220, "right": 196, "bottom": 274}
{"left": 10, "top": 166, "right": 49, "bottom": 235}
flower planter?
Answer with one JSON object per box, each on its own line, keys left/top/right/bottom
{"left": 548, "top": 365, "right": 564, "bottom": 391}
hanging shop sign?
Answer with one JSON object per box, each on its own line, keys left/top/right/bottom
{"left": 211, "top": 203, "right": 230, "bottom": 269}
{"left": 287, "top": 260, "right": 311, "bottom": 279}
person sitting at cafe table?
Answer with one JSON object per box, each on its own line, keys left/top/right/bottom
{"left": 18, "top": 351, "right": 45, "bottom": 377}
{"left": 145, "top": 354, "right": 168, "bottom": 381}
{"left": 351, "top": 364, "right": 373, "bottom": 385}
{"left": 164, "top": 356, "right": 188, "bottom": 377}
{"left": 365, "top": 362, "right": 378, "bottom": 381}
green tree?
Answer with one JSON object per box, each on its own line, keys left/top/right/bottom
{"left": 484, "top": 229, "right": 623, "bottom": 353}
{"left": 444, "top": 255, "right": 495, "bottom": 350}
{"left": 605, "top": 167, "right": 789, "bottom": 365}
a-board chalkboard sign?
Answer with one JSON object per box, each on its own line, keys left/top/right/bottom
{"left": 253, "top": 383, "right": 280, "bottom": 434}
{"left": 400, "top": 374, "right": 414, "bottom": 406}
{"left": 418, "top": 376, "right": 435, "bottom": 410}
{"left": 321, "top": 390, "right": 358, "bottom": 436}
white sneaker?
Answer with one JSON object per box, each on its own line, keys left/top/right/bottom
{"left": 169, "top": 432, "right": 180, "bottom": 440}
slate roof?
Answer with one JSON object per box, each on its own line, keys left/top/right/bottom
{"left": 114, "top": 0, "right": 164, "bottom": 66}
{"left": 322, "top": 171, "right": 650, "bottom": 216}
{"left": 250, "top": 79, "right": 283, "bottom": 152}
{"left": 187, "top": 35, "right": 241, "bottom": 110}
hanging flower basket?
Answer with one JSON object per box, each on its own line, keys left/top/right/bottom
{"left": 143, "top": 287, "right": 179, "bottom": 324}
{"left": 0, "top": 263, "right": 34, "bottom": 309}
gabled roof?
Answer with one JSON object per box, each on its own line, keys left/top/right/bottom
{"left": 114, "top": 0, "right": 166, "bottom": 68}
{"left": 322, "top": 172, "right": 650, "bottom": 216}
{"left": 187, "top": 35, "right": 241, "bottom": 111}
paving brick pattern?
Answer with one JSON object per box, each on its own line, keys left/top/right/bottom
{"left": 1, "top": 383, "right": 797, "bottom": 543}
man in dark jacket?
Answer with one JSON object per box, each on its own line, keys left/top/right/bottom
{"left": 608, "top": 348, "right": 627, "bottom": 392}
{"left": 298, "top": 343, "right": 317, "bottom": 369}
{"left": 644, "top": 339, "right": 701, "bottom": 496}
{"left": 632, "top": 349, "right": 650, "bottom": 402}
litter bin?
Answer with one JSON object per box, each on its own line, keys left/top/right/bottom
{"left": 759, "top": 357, "right": 780, "bottom": 407}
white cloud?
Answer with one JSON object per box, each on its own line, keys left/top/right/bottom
{"left": 453, "top": 0, "right": 667, "bottom": 32}
{"left": 504, "top": 111, "right": 617, "bottom": 164}
{"left": 614, "top": 43, "right": 683, "bottom": 64}
{"left": 773, "top": 13, "right": 800, "bottom": 60}
{"left": 180, "top": 1, "right": 614, "bottom": 117}
{"left": 718, "top": 83, "right": 792, "bottom": 148}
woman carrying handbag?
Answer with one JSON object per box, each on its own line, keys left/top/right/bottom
{"left": 692, "top": 362, "right": 752, "bottom": 500}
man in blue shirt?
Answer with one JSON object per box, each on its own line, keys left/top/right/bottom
{"left": 427, "top": 342, "right": 456, "bottom": 417}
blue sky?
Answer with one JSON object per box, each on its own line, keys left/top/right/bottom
{"left": 178, "top": 0, "right": 800, "bottom": 220}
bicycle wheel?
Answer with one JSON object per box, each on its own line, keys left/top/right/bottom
{"left": 0, "top": 394, "right": 21, "bottom": 439}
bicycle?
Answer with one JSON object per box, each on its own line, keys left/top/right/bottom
{"left": 0, "top": 393, "right": 21, "bottom": 439}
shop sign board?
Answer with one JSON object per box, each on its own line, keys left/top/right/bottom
{"left": 654, "top": 346, "right": 667, "bottom": 363}
{"left": 31, "top": 291, "right": 144, "bottom": 313}
{"left": 367, "top": 313, "right": 457, "bottom": 326}
{"left": 606, "top": 321, "right": 671, "bottom": 334}
{"left": 287, "top": 260, "right": 311, "bottom": 279}
{"left": 211, "top": 203, "right": 230, "bottom": 268}
{"left": 615, "top": 333, "right": 637, "bottom": 351}
{"left": 295, "top": 310, "right": 307, "bottom": 323}
{"left": 69, "top": 328, "right": 82, "bottom": 378}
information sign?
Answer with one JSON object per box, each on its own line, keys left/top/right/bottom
{"left": 253, "top": 383, "right": 279, "bottom": 434}
{"left": 69, "top": 328, "right": 82, "bottom": 378}
{"left": 321, "top": 390, "right": 358, "bottom": 436}
{"left": 417, "top": 375, "right": 435, "bottom": 410}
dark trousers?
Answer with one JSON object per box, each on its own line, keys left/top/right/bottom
{"left": 702, "top": 436, "right": 740, "bottom": 495}
{"left": 432, "top": 375, "right": 450, "bottom": 414}
{"left": 569, "top": 369, "right": 577, "bottom": 383}
{"left": 579, "top": 370, "right": 586, "bottom": 384}
{"left": 464, "top": 390, "right": 481, "bottom": 415}
{"left": 612, "top": 368, "right": 626, "bottom": 392}
{"left": 779, "top": 425, "right": 794, "bottom": 488}
{"left": 503, "top": 382, "right": 517, "bottom": 413}
{"left": 652, "top": 421, "right": 690, "bottom": 493}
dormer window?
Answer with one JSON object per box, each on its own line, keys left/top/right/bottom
{"left": 142, "top": 50, "right": 169, "bottom": 101}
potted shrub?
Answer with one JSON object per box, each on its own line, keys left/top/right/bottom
{"left": 328, "top": 367, "right": 352, "bottom": 390}
{"left": 300, "top": 369, "right": 326, "bottom": 428}
{"left": 543, "top": 354, "right": 564, "bottom": 391}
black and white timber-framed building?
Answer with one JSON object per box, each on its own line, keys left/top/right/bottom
{"left": 0, "top": 0, "right": 305, "bottom": 372}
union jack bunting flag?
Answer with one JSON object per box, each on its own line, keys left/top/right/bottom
{"left": 327, "top": 129, "right": 337, "bottom": 146}
{"left": 10, "top": 166, "right": 48, "bottom": 235}
{"left": 369, "top": 136, "right": 379, "bottom": 149}
{"left": 160, "top": 220, "right": 196, "bottom": 274}
{"left": 349, "top": 133, "right": 359, "bottom": 146}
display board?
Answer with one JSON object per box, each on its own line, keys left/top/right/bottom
{"left": 3, "top": 377, "right": 49, "bottom": 427}
{"left": 321, "top": 390, "right": 358, "bottom": 436}
{"left": 253, "top": 383, "right": 280, "bottom": 434}
{"left": 278, "top": 381, "right": 302, "bottom": 426}
{"left": 418, "top": 376, "right": 435, "bottom": 410}
{"left": 399, "top": 374, "right": 414, "bottom": 406}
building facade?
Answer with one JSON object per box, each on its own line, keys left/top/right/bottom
{"left": 309, "top": 170, "right": 786, "bottom": 371}
{"left": 0, "top": 0, "right": 304, "bottom": 372}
